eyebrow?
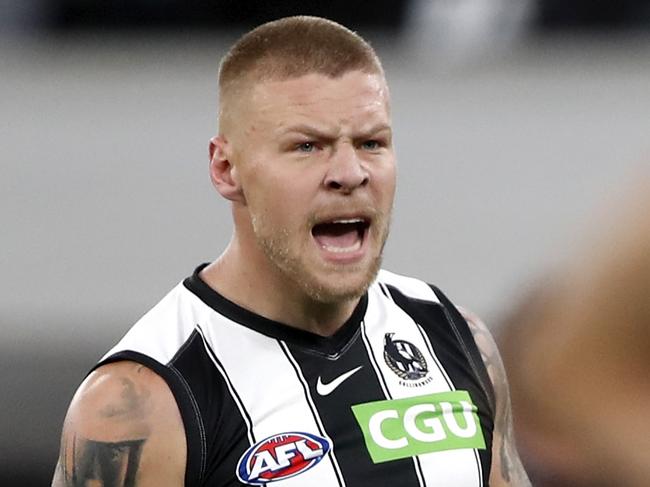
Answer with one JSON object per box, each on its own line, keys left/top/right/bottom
{"left": 279, "top": 122, "right": 391, "bottom": 139}
{"left": 279, "top": 124, "right": 336, "bottom": 139}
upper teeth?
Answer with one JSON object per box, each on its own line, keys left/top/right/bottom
{"left": 332, "top": 218, "right": 363, "bottom": 224}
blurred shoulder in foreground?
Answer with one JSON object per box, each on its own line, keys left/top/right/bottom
{"left": 499, "top": 176, "right": 650, "bottom": 487}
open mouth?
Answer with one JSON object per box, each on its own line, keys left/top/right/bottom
{"left": 311, "top": 218, "right": 371, "bottom": 254}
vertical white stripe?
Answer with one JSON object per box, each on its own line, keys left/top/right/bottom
{"left": 418, "top": 321, "right": 484, "bottom": 485}
{"left": 195, "top": 326, "right": 255, "bottom": 446}
{"left": 360, "top": 321, "right": 391, "bottom": 399}
{"left": 411, "top": 457, "right": 427, "bottom": 487}
{"left": 362, "top": 283, "right": 482, "bottom": 487}
{"left": 474, "top": 449, "right": 484, "bottom": 487}
{"left": 199, "top": 313, "right": 341, "bottom": 486}
{"left": 102, "top": 283, "right": 198, "bottom": 364}
{"left": 364, "top": 285, "right": 453, "bottom": 397}
{"left": 361, "top": 318, "right": 426, "bottom": 487}
{"left": 279, "top": 341, "right": 346, "bottom": 487}
{"left": 377, "top": 270, "right": 440, "bottom": 303}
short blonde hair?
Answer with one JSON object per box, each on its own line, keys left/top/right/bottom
{"left": 218, "top": 16, "right": 384, "bottom": 128}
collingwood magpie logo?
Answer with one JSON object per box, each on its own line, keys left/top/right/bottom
{"left": 383, "top": 333, "right": 429, "bottom": 381}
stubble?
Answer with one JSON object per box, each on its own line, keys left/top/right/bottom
{"left": 250, "top": 210, "right": 390, "bottom": 304}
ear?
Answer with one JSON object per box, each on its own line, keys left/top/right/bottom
{"left": 209, "top": 135, "right": 245, "bottom": 203}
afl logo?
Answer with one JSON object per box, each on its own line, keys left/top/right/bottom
{"left": 383, "top": 333, "right": 428, "bottom": 380}
{"left": 236, "top": 432, "right": 330, "bottom": 485}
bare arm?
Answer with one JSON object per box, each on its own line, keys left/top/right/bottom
{"left": 460, "top": 308, "right": 531, "bottom": 487}
{"left": 52, "top": 361, "right": 186, "bottom": 487}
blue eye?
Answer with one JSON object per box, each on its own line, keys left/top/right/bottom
{"left": 361, "top": 140, "right": 381, "bottom": 150}
{"left": 297, "top": 142, "right": 316, "bottom": 153}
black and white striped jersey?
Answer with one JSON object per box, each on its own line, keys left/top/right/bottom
{"left": 97, "top": 264, "right": 495, "bottom": 486}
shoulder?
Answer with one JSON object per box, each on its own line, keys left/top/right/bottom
{"left": 457, "top": 306, "right": 507, "bottom": 397}
{"left": 458, "top": 308, "right": 496, "bottom": 356}
{"left": 69, "top": 361, "right": 181, "bottom": 431}
{"left": 458, "top": 308, "right": 533, "bottom": 486}
{"left": 374, "top": 269, "right": 441, "bottom": 303}
{"left": 53, "top": 360, "right": 186, "bottom": 486}
{"left": 101, "top": 279, "right": 203, "bottom": 364}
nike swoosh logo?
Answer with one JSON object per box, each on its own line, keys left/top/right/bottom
{"left": 316, "top": 366, "right": 363, "bottom": 396}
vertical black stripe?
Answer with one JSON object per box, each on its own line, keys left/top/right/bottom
{"left": 385, "top": 285, "right": 494, "bottom": 486}
{"left": 416, "top": 322, "right": 454, "bottom": 390}
{"left": 360, "top": 321, "right": 392, "bottom": 400}
{"left": 278, "top": 340, "right": 346, "bottom": 487}
{"left": 411, "top": 457, "right": 427, "bottom": 487}
{"left": 428, "top": 287, "right": 494, "bottom": 485}
{"left": 196, "top": 326, "right": 256, "bottom": 445}
{"left": 360, "top": 320, "right": 427, "bottom": 487}
{"left": 429, "top": 285, "right": 496, "bottom": 418}
{"left": 172, "top": 328, "right": 254, "bottom": 486}
{"left": 167, "top": 363, "right": 208, "bottom": 478}
{"left": 94, "top": 350, "right": 206, "bottom": 486}
{"left": 416, "top": 322, "right": 486, "bottom": 486}
{"left": 166, "top": 330, "right": 211, "bottom": 478}
{"left": 378, "top": 282, "right": 391, "bottom": 298}
{"left": 286, "top": 332, "right": 422, "bottom": 487}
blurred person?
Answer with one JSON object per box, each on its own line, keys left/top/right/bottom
{"left": 52, "top": 16, "right": 530, "bottom": 486}
{"left": 499, "top": 177, "right": 650, "bottom": 486}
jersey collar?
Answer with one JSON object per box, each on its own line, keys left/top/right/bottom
{"left": 184, "top": 263, "right": 368, "bottom": 358}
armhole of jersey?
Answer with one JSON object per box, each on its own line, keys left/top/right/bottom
{"left": 92, "top": 350, "right": 204, "bottom": 486}
{"left": 428, "top": 285, "right": 497, "bottom": 420}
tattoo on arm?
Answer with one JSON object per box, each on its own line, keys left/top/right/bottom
{"left": 61, "top": 435, "right": 146, "bottom": 487}
{"left": 500, "top": 400, "right": 514, "bottom": 482}
{"left": 55, "top": 372, "right": 153, "bottom": 487}
{"left": 100, "top": 376, "right": 151, "bottom": 421}
{"left": 462, "top": 309, "right": 531, "bottom": 486}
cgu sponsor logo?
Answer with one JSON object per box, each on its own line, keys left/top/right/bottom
{"left": 351, "top": 390, "right": 486, "bottom": 463}
{"left": 236, "top": 432, "right": 330, "bottom": 485}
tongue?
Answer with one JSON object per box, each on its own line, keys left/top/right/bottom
{"left": 313, "top": 223, "right": 360, "bottom": 249}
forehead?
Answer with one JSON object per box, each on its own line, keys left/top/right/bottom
{"left": 245, "top": 71, "right": 390, "bottom": 130}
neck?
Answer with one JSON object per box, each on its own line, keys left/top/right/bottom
{"left": 200, "top": 234, "right": 360, "bottom": 336}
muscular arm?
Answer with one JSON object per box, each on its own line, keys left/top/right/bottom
{"left": 460, "top": 308, "right": 531, "bottom": 487}
{"left": 52, "top": 361, "right": 186, "bottom": 487}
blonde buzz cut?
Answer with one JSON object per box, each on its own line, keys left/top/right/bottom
{"left": 217, "top": 16, "right": 385, "bottom": 132}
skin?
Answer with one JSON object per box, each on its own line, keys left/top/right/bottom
{"left": 52, "top": 361, "right": 186, "bottom": 486}
{"left": 504, "top": 180, "right": 650, "bottom": 486}
{"left": 52, "top": 69, "right": 530, "bottom": 486}
{"left": 461, "top": 308, "right": 532, "bottom": 487}
{"left": 203, "top": 70, "right": 396, "bottom": 336}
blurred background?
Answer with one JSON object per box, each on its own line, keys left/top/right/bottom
{"left": 2, "top": 0, "right": 650, "bottom": 485}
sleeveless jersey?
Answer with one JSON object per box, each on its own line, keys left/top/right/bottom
{"left": 97, "top": 264, "right": 495, "bottom": 486}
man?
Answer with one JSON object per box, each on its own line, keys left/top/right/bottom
{"left": 52, "top": 16, "right": 530, "bottom": 486}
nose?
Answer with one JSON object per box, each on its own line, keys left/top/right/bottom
{"left": 324, "top": 144, "right": 369, "bottom": 193}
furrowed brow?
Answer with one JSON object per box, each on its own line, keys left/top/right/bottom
{"left": 357, "top": 123, "right": 391, "bottom": 138}
{"left": 350, "top": 124, "right": 392, "bottom": 145}
{"left": 280, "top": 124, "right": 338, "bottom": 140}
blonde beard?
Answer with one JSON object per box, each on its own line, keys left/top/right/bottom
{"left": 251, "top": 215, "right": 388, "bottom": 304}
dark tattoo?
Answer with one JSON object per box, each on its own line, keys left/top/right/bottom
{"left": 62, "top": 435, "right": 146, "bottom": 487}
{"left": 500, "top": 403, "right": 514, "bottom": 481}
{"left": 462, "top": 309, "right": 531, "bottom": 486}
{"left": 99, "top": 377, "right": 150, "bottom": 421}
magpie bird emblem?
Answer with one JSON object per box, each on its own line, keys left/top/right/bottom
{"left": 383, "top": 333, "right": 428, "bottom": 380}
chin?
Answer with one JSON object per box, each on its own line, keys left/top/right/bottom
{"left": 301, "top": 259, "right": 381, "bottom": 304}
{"left": 306, "top": 282, "right": 366, "bottom": 304}
{"left": 254, "top": 224, "right": 384, "bottom": 305}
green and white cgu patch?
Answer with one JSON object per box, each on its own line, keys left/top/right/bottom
{"left": 351, "top": 390, "right": 486, "bottom": 463}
